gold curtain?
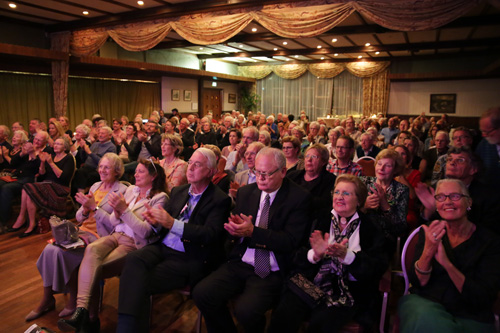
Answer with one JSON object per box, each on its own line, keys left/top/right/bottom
{"left": 237, "top": 65, "right": 273, "bottom": 79}
{"left": 0, "top": 73, "right": 53, "bottom": 127}
{"left": 308, "top": 63, "right": 346, "bottom": 78}
{"left": 346, "top": 61, "right": 390, "bottom": 78}
{"left": 67, "top": 78, "right": 160, "bottom": 129}
{"left": 362, "top": 69, "right": 390, "bottom": 117}
{"left": 50, "top": 31, "right": 71, "bottom": 118}
{"left": 70, "top": 0, "right": 482, "bottom": 56}
{"left": 273, "top": 64, "right": 308, "bottom": 79}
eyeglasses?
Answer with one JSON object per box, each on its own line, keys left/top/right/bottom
{"left": 305, "top": 154, "right": 319, "bottom": 160}
{"left": 253, "top": 167, "right": 281, "bottom": 179}
{"left": 446, "top": 157, "right": 467, "bottom": 164}
{"left": 452, "top": 135, "right": 471, "bottom": 141}
{"left": 188, "top": 160, "right": 206, "bottom": 169}
{"left": 481, "top": 128, "right": 497, "bottom": 136}
{"left": 244, "top": 151, "right": 257, "bottom": 157}
{"left": 333, "top": 190, "right": 354, "bottom": 198}
{"left": 282, "top": 146, "right": 294, "bottom": 150}
{"left": 434, "top": 193, "right": 469, "bottom": 202}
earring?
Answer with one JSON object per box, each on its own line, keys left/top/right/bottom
{"left": 467, "top": 206, "right": 471, "bottom": 211}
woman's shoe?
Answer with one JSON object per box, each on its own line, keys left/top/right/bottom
{"left": 19, "top": 228, "right": 37, "bottom": 238}
{"left": 58, "top": 307, "right": 89, "bottom": 332}
{"left": 59, "top": 307, "right": 76, "bottom": 317}
{"left": 7, "top": 222, "right": 27, "bottom": 232}
{"left": 25, "top": 301, "right": 56, "bottom": 321}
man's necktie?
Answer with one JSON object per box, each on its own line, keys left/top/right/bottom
{"left": 254, "top": 194, "right": 271, "bottom": 278}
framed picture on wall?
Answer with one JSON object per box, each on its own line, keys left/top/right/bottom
{"left": 228, "top": 93, "right": 236, "bottom": 103}
{"left": 184, "top": 90, "right": 192, "bottom": 101}
{"left": 430, "top": 93, "right": 456, "bottom": 114}
{"left": 171, "top": 89, "right": 180, "bottom": 101}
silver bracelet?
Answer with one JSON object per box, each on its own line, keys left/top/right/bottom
{"left": 414, "top": 260, "right": 432, "bottom": 275}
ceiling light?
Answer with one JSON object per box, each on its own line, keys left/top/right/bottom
{"left": 294, "top": 55, "right": 299, "bottom": 58}
{"left": 137, "top": 1, "right": 144, "bottom": 5}
{"left": 283, "top": 41, "right": 288, "bottom": 45}
{"left": 365, "top": 43, "right": 371, "bottom": 46}
{"left": 358, "top": 55, "right": 362, "bottom": 59}
{"left": 286, "top": 58, "right": 291, "bottom": 61}
{"left": 239, "top": 44, "right": 243, "bottom": 48}
{"left": 273, "top": 48, "right": 278, "bottom": 51}
{"left": 332, "top": 38, "right": 337, "bottom": 43}
{"left": 334, "top": 53, "right": 338, "bottom": 56}
{"left": 82, "top": 10, "right": 89, "bottom": 15}
{"left": 9, "top": 3, "right": 16, "bottom": 9}
{"left": 199, "top": 47, "right": 203, "bottom": 50}
{"left": 375, "top": 51, "right": 380, "bottom": 55}
{"left": 321, "top": 57, "right": 325, "bottom": 60}
{"left": 251, "top": 28, "right": 257, "bottom": 32}
{"left": 317, "top": 45, "right": 322, "bottom": 49}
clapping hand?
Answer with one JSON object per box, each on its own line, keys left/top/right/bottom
{"left": 326, "top": 239, "right": 349, "bottom": 260}
{"left": 310, "top": 230, "right": 329, "bottom": 261}
{"left": 108, "top": 192, "right": 128, "bottom": 217}
{"left": 143, "top": 203, "right": 174, "bottom": 229}
{"left": 224, "top": 213, "right": 254, "bottom": 237}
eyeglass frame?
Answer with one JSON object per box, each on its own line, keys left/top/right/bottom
{"left": 252, "top": 167, "right": 282, "bottom": 179}
{"left": 434, "top": 192, "right": 469, "bottom": 202}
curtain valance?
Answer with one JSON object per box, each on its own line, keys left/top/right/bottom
{"left": 69, "top": 0, "right": 484, "bottom": 57}
{"left": 237, "top": 61, "right": 390, "bottom": 80}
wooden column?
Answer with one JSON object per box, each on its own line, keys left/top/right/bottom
{"left": 50, "top": 31, "right": 71, "bottom": 118}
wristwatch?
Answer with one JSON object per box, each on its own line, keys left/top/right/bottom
{"left": 93, "top": 206, "right": 100, "bottom": 212}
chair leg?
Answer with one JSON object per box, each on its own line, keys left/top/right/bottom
{"left": 196, "top": 310, "right": 202, "bottom": 333}
{"left": 379, "top": 291, "right": 388, "bottom": 333}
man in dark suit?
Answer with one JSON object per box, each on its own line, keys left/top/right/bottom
{"left": 193, "top": 147, "right": 312, "bottom": 333}
{"left": 355, "top": 132, "right": 381, "bottom": 161}
{"left": 178, "top": 118, "right": 195, "bottom": 160}
{"left": 116, "top": 148, "right": 231, "bottom": 333}
{"left": 123, "top": 120, "right": 162, "bottom": 177}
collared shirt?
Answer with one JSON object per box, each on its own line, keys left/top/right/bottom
{"left": 326, "top": 159, "right": 363, "bottom": 177}
{"left": 241, "top": 188, "right": 280, "bottom": 271}
{"left": 162, "top": 184, "right": 208, "bottom": 252}
{"left": 247, "top": 170, "right": 256, "bottom": 184}
{"left": 138, "top": 136, "right": 153, "bottom": 160}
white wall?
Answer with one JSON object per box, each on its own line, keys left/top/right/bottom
{"left": 205, "top": 59, "right": 238, "bottom": 76}
{"left": 388, "top": 78, "right": 500, "bottom": 117}
{"left": 202, "top": 80, "right": 239, "bottom": 111}
{"left": 161, "top": 77, "right": 199, "bottom": 114}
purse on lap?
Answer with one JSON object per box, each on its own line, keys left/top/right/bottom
{"left": 49, "top": 215, "right": 79, "bottom": 245}
{"left": 288, "top": 273, "right": 325, "bottom": 308}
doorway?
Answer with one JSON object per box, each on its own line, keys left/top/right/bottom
{"left": 201, "top": 88, "right": 222, "bottom": 119}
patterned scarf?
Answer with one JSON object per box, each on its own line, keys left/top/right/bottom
{"left": 313, "top": 213, "right": 360, "bottom": 308}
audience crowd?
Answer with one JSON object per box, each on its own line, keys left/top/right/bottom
{"left": 1, "top": 106, "right": 499, "bottom": 333}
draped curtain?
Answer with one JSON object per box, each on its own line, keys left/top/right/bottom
{"left": 51, "top": 31, "right": 70, "bottom": 118}
{"left": 70, "top": 0, "right": 483, "bottom": 56}
{"left": 257, "top": 71, "right": 364, "bottom": 120}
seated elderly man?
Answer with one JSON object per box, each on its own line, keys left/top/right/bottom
{"left": 354, "top": 132, "right": 381, "bottom": 161}
{"left": 430, "top": 126, "right": 473, "bottom": 186}
{"left": 193, "top": 148, "right": 312, "bottom": 333}
{"left": 229, "top": 142, "right": 265, "bottom": 199}
{"left": 416, "top": 146, "right": 500, "bottom": 235}
{"left": 307, "top": 121, "right": 326, "bottom": 145}
{"left": 419, "top": 130, "right": 449, "bottom": 182}
{"left": 72, "top": 126, "right": 116, "bottom": 194}
{"left": 117, "top": 148, "right": 231, "bottom": 332}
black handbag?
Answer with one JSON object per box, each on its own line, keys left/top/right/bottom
{"left": 287, "top": 273, "right": 325, "bottom": 308}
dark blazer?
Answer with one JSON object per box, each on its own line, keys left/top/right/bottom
{"left": 121, "top": 136, "right": 141, "bottom": 162}
{"left": 163, "top": 182, "right": 231, "bottom": 278}
{"left": 196, "top": 130, "right": 217, "bottom": 146}
{"left": 294, "top": 212, "right": 388, "bottom": 307}
{"left": 356, "top": 145, "right": 381, "bottom": 159}
{"left": 144, "top": 132, "right": 162, "bottom": 159}
{"left": 287, "top": 168, "right": 336, "bottom": 223}
{"left": 180, "top": 128, "right": 195, "bottom": 160}
{"left": 228, "top": 178, "right": 312, "bottom": 276}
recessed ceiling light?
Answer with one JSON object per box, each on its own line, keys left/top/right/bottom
{"left": 199, "top": 47, "right": 203, "bottom": 50}
{"left": 332, "top": 38, "right": 337, "bottom": 43}
{"left": 321, "top": 57, "right": 325, "bottom": 60}
{"left": 294, "top": 55, "right": 299, "bottom": 58}
{"left": 273, "top": 48, "right": 278, "bottom": 51}
{"left": 286, "top": 58, "right": 291, "bottom": 61}
{"left": 334, "top": 53, "right": 339, "bottom": 56}
{"left": 82, "top": 10, "right": 89, "bottom": 15}
{"left": 137, "top": 1, "right": 144, "bottom": 5}
{"left": 283, "top": 42, "right": 288, "bottom": 45}
{"left": 375, "top": 51, "right": 380, "bottom": 55}
{"left": 358, "top": 55, "right": 362, "bottom": 59}
{"left": 9, "top": 3, "right": 16, "bottom": 9}
{"left": 239, "top": 44, "right": 243, "bottom": 48}
{"left": 365, "top": 43, "right": 371, "bottom": 46}
{"left": 317, "top": 45, "right": 322, "bottom": 49}
{"left": 251, "top": 28, "right": 257, "bottom": 32}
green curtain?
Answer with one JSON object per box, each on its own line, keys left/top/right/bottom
{"left": 0, "top": 72, "right": 160, "bottom": 131}
{"left": 0, "top": 73, "right": 54, "bottom": 129}
{"left": 67, "top": 77, "right": 160, "bottom": 129}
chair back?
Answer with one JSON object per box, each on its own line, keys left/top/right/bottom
{"left": 401, "top": 226, "right": 421, "bottom": 295}
{"left": 357, "top": 156, "right": 376, "bottom": 177}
